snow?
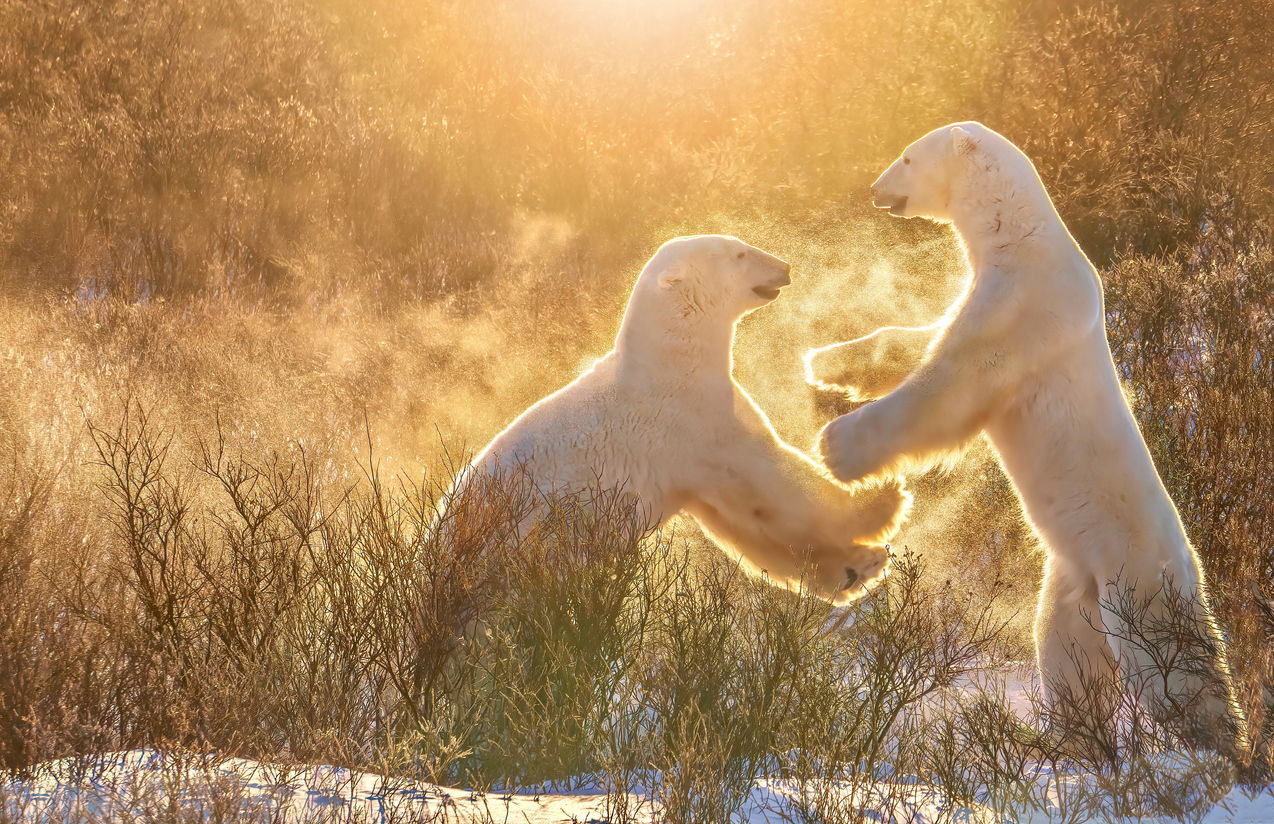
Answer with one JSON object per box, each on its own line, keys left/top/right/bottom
{"left": 2, "top": 750, "right": 647, "bottom": 823}
{"left": 4, "top": 747, "right": 1270, "bottom": 823}
{"left": 3, "top": 671, "right": 1270, "bottom": 822}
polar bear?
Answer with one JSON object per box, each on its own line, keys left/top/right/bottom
{"left": 457, "top": 235, "right": 909, "bottom": 604}
{"left": 809, "top": 123, "right": 1253, "bottom": 759}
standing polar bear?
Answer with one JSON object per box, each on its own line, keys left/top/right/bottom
{"left": 460, "top": 235, "right": 909, "bottom": 604}
{"left": 809, "top": 123, "right": 1251, "bottom": 758}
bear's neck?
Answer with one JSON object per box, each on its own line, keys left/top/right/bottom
{"left": 949, "top": 165, "right": 1068, "bottom": 270}
{"left": 615, "top": 311, "right": 735, "bottom": 383}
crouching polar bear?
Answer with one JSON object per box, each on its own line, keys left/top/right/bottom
{"left": 809, "top": 123, "right": 1253, "bottom": 758}
{"left": 458, "top": 235, "right": 909, "bottom": 604}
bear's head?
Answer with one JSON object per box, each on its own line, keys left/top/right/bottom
{"left": 634, "top": 235, "right": 792, "bottom": 326}
{"left": 870, "top": 121, "right": 1012, "bottom": 222}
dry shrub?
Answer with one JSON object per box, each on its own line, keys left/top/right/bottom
{"left": 1105, "top": 236, "right": 1274, "bottom": 780}
{"left": 2, "top": 400, "right": 1269, "bottom": 818}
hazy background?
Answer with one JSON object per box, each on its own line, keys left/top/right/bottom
{"left": 2, "top": 0, "right": 1272, "bottom": 781}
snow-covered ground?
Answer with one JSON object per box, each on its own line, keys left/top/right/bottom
{"left": 4, "top": 747, "right": 1270, "bottom": 823}
{"left": 3, "top": 671, "right": 1270, "bottom": 822}
{"left": 3, "top": 750, "right": 639, "bottom": 824}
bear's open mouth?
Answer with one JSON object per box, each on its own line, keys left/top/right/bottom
{"left": 874, "top": 194, "right": 908, "bottom": 215}
{"left": 752, "top": 285, "right": 782, "bottom": 301}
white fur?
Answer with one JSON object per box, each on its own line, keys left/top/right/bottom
{"left": 459, "top": 235, "right": 910, "bottom": 604}
{"left": 811, "top": 123, "right": 1247, "bottom": 752}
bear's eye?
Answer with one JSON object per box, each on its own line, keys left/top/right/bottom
{"left": 903, "top": 157, "right": 910, "bottom": 165}
{"left": 736, "top": 251, "right": 745, "bottom": 259}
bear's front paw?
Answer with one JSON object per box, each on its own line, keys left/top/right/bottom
{"left": 849, "top": 478, "right": 911, "bottom": 543}
{"left": 809, "top": 543, "right": 892, "bottom": 605}
{"left": 805, "top": 343, "right": 861, "bottom": 394}
{"left": 818, "top": 411, "right": 889, "bottom": 485}
{"left": 807, "top": 329, "right": 931, "bottom": 402}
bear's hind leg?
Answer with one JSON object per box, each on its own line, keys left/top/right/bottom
{"left": 1034, "top": 560, "right": 1121, "bottom": 762}
{"left": 1099, "top": 572, "right": 1248, "bottom": 763}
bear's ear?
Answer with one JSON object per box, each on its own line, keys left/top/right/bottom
{"left": 657, "top": 267, "right": 685, "bottom": 290}
{"left": 950, "top": 125, "right": 978, "bottom": 157}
